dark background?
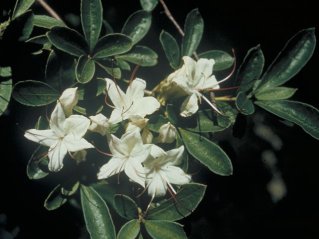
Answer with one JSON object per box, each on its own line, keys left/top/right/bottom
{"left": 1, "top": 0, "right": 319, "bottom": 238}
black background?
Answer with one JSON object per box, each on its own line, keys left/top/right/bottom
{"left": 1, "top": 0, "right": 319, "bottom": 238}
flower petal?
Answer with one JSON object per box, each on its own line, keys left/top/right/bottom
{"left": 163, "top": 166, "right": 191, "bottom": 185}
{"left": 198, "top": 75, "right": 220, "bottom": 90}
{"left": 128, "top": 97, "right": 160, "bottom": 118}
{"left": 124, "top": 159, "right": 145, "bottom": 187}
{"left": 126, "top": 78, "right": 146, "bottom": 102}
{"left": 109, "top": 134, "right": 128, "bottom": 157}
{"left": 24, "top": 129, "right": 59, "bottom": 147}
{"left": 105, "top": 78, "right": 127, "bottom": 109}
{"left": 97, "top": 157, "right": 125, "bottom": 179}
{"left": 59, "top": 87, "right": 78, "bottom": 117}
{"left": 180, "top": 93, "right": 199, "bottom": 117}
{"left": 147, "top": 172, "right": 167, "bottom": 197}
{"left": 172, "top": 75, "right": 193, "bottom": 95}
{"left": 89, "top": 113, "right": 110, "bottom": 136}
{"left": 63, "top": 136, "right": 94, "bottom": 152}
{"left": 108, "top": 108, "right": 125, "bottom": 124}
{"left": 48, "top": 140, "right": 68, "bottom": 172}
{"left": 50, "top": 102, "right": 66, "bottom": 137}
{"left": 194, "top": 58, "right": 215, "bottom": 86}
{"left": 63, "top": 115, "right": 90, "bottom": 139}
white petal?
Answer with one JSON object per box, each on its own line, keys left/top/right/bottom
{"left": 141, "top": 127, "right": 153, "bottom": 144}
{"left": 172, "top": 75, "right": 193, "bottom": 95}
{"left": 97, "top": 157, "right": 125, "bottom": 179}
{"left": 198, "top": 75, "right": 220, "bottom": 90}
{"left": 24, "top": 129, "right": 59, "bottom": 147}
{"left": 126, "top": 78, "right": 146, "bottom": 102}
{"left": 164, "top": 166, "right": 191, "bottom": 185}
{"left": 147, "top": 172, "right": 167, "bottom": 197}
{"left": 63, "top": 115, "right": 90, "bottom": 139}
{"left": 180, "top": 93, "right": 199, "bottom": 117}
{"left": 124, "top": 159, "right": 145, "bottom": 187}
{"left": 194, "top": 58, "right": 215, "bottom": 86}
{"left": 59, "top": 87, "right": 78, "bottom": 117}
{"left": 50, "top": 102, "right": 66, "bottom": 137}
{"left": 182, "top": 56, "right": 197, "bottom": 79}
{"left": 121, "top": 130, "right": 143, "bottom": 156}
{"left": 63, "top": 136, "right": 94, "bottom": 152}
{"left": 109, "top": 134, "right": 128, "bottom": 157}
{"left": 105, "top": 78, "right": 127, "bottom": 109}
{"left": 108, "top": 108, "right": 125, "bottom": 124}
{"left": 48, "top": 140, "right": 68, "bottom": 172}
{"left": 89, "top": 113, "right": 110, "bottom": 136}
{"left": 157, "top": 122, "right": 176, "bottom": 143}
{"left": 128, "top": 97, "right": 160, "bottom": 117}
{"left": 161, "top": 146, "right": 184, "bottom": 166}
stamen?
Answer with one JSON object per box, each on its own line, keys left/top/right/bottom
{"left": 91, "top": 141, "right": 112, "bottom": 157}
{"left": 104, "top": 84, "right": 116, "bottom": 109}
{"left": 166, "top": 183, "right": 193, "bottom": 213}
{"left": 145, "top": 194, "right": 155, "bottom": 215}
{"left": 201, "top": 95, "right": 230, "bottom": 117}
{"left": 216, "top": 48, "right": 236, "bottom": 85}
{"left": 130, "top": 58, "right": 143, "bottom": 86}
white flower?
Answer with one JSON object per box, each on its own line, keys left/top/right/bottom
{"left": 59, "top": 87, "right": 78, "bottom": 117}
{"left": 24, "top": 102, "right": 94, "bottom": 172}
{"left": 89, "top": 113, "right": 110, "bottom": 136}
{"left": 97, "top": 130, "right": 152, "bottom": 187}
{"left": 154, "top": 122, "right": 176, "bottom": 143}
{"left": 144, "top": 145, "right": 191, "bottom": 198}
{"left": 125, "top": 116, "right": 153, "bottom": 144}
{"left": 168, "top": 56, "right": 220, "bottom": 117}
{"left": 105, "top": 78, "right": 160, "bottom": 124}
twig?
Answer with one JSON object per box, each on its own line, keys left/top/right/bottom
{"left": 37, "top": 0, "right": 64, "bottom": 23}
{"left": 159, "top": 0, "right": 199, "bottom": 60}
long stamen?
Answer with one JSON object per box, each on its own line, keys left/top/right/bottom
{"left": 216, "top": 48, "right": 236, "bottom": 85}
{"left": 130, "top": 59, "right": 143, "bottom": 86}
{"left": 145, "top": 194, "right": 155, "bottom": 215}
{"left": 104, "top": 84, "right": 116, "bottom": 109}
{"left": 201, "top": 95, "right": 229, "bottom": 117}
{"left": 91, "top": 141, "right": 113, "bottom": 157}
{"left": 166, "top": 183, "right": 193, "bottom": 213}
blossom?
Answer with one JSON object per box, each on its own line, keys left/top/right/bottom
{"left": 105, "top": 78, "right": 160, "bottom": 124}
{"left": 24, "top": 102, "right": 94, "bottom": 172}
{"left": 125, "top": 115, "right": 153, "bottom": 144}
{"left": 144, "top": 145, "right": 191, "bottom": 198}
{"left": 97, "top": 130, "right": 152, "bottom": 187}
{"left": 154, "top": 122, "right": 176, "bottom": 143}
{"left": 89, "top": 113, "right": 110, "bottom": 136}
{"left": 167, "top": 56, "right": 220, "bottom": 117}
{"left": 59, "top": 87, "right": 78, "bottom": 117}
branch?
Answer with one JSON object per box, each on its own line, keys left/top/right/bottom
{"left": 37, "top": 0, "right": 64, "bottom": 23}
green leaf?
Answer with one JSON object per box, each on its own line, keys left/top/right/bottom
{"left": 118, "top": 219, "right": 140, "bottom": 239}
{"left": 12, "top": 80, "right": 60, "bottom": 106}
{"left": 44, "top": 184, "right": 67, "bottom": 210}
{"left": 235, "top": 91, "right": 255, "bottom": 115}
{"left": 159, "top": 31, "right": 180, "bottom": 69}
{"left": 198, "top": 50, "right": 234, "bottom": 71}
{"left": 61, "top": 178, "right": 79, "bottom": 196}
{"left": 12, "top": 0, "right": 35, "bottom": 20}
{"left": 47, "top": 26, "right": 89, "bottom": 57}
{"left": 81, "top": 0, "right": 102, "bottom": 52}
{"left": 92, "top": 33, "right": 133, "bottom": 59}
{"left": 255, "top": 100, "right": 319, "bottom": 140}
{"left": 256, "top": 28, "right": 316, "bottom": 91}
{"left": 255, "top": 87, "right": 297, "bottom": 101}
{"left": 147, "top": 115, "right": 169, "bottom": 132}
{"left": 27, "top": 145, "right": 49, "bottom": 179}
{"left": 33, "top": 15, "right": 66, "bottom": 28}
{"left": 102, "top": 20, "right": 114, "bottom": 35}
{"left": 179, "top": 128, "right": 233, "bottom": 175}
{"left": 121, "top": 10, "right": 152, "bottom": 45}
{"left": 147, "top": 183, "right": 206, "bottom": 221}
{"left": 166, "top": 104, "right": 178, "bottom": 126}
{"left": 0, "top": 66, "right": 12, "bottom": 116}
{"left": 116, "top": 59, "right": 131, "bottom": 71}
{"left": 176, "top": 133, "right": 188, "bottom": 172}
{"left": 185, "top": 110, "right": 223, "bottom": 133}
{"left": 140, "top": 0, "right": 158, "bottom": 11}
{"left": 114, "top": 194, "right": 139, "bottom": 220}
{"left": 76, "top": 55, "right": 96, "bottom": 83}
{"left": 96, "top": 60, "right": 122, "bottom": 79}
{"left": 81, "top": 185, "right": 116, "bottom": 239}
{"left": 115, "top": 45, "right": 158, "bottom": 66}
{"left": 77, "top": 77, "right": 106, "bottom": 100}
{"left": 181, "top": 9, "right": 204, "bottom": 57}
{"left": 26, "top": 35, "right": 52, "bottom": 50}
{"left": 144, "top": 220, "right": 187, "bottom": 239}
{"left": 234, "top": 45, "right": 264, "bottom": 94}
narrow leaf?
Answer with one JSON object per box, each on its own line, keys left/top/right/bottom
{"left": 92, "top": 33, "right": 133, "bottom": 59}
{"left": 116, "top": 59, "right": 131, "bottom": 71}
{"left": 0, "top": 66, "right": 12, "bottom": 116}
{"left": 256, "top": 28, "right": 316, "bottom": 91}
{"left": 235, "top": 92, "right": 255, "bottom": 115}
{"left": 144, "top": 220, "right": 187, "bottom": 239}
{"left": 234, "top": 45, "right": 264, "bottom": 94}
{"left": 81, "top": 185, "right": 116, "bottom": 239}
{"left": 81, "top": 0, "right": 102, "bottom": 52}
{"left": 115, "top": 45, "right": 158, "bottom": 66}
{"left": 12, "top": 0, "right": 35, "bottom": 20}
{"left": 160, "top": 30, "right": 180, "bottom": 69}
{"left": 102, "top": 20, "right": 114, "bottom": 35}
{"left": 33, "top": 15, "right": 66, "bottom": 28}
{"left": 44, "top": 185, "right": 67, "bottom": 210}
{"left": 198, "top": 50, "right": 234, "bottom": 71}
{"left": 47, "top": 26, "right": 89, "bottom": 57}
{"left": 118, "top": 219, "right": 140, "bottom": 239}
{"left": 140, "top": 0, "right": 158, "bottom": 11}
{"left": 255, "top": 87, "right": 297, "bottom": 101}
{"left": 27, "top": 145, "right": 49, "bottom": 179}
{"left": 27, "top": 35, "right": 52, "bottom": 50}
{"left": 255, "top": 100, "right": 319, "bottom": 140}
{"left": 114, "top": 194, "right": 139, "bottom": 220}
{"left": 121, "top": 10, "right": 152, "bottom": 45}
{"left": 181, "top": 9, "right": 204, "bottom": 57}
{"left": 76, "top": 55, "right": 96, "bottom": 83}
{"left": 96, "top": 61, "right": 121, "bottom": 79}
{"left": 147, "top": 183, "right": 206, "bottom": 221}
{"left": 61, "top": 178, "right": 79, "bottom": 196}
{"left": 179, "top": 128, "right": 233, "bottom": 175}
{"left": 12, "top": 80, "right": 60, "bottom": 106}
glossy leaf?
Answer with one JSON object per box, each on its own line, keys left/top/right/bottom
{"left": 185, "top": 110, "right": 222, "bottom": 133}
{"left": 61, "top": 178, "right": 79, "bottom": 196}
{"left": 81, "top": 185, "right": 116, "bottom": 239}
{"left": 114, "top": 194, "right": 139, "bottom": 220}
{"left": 181, "top": 9, "right": 204, "bottom": 57}
{"left": 198, "top": 50, "right": 234, "bottom": 71}
{"left": 89, "top": 181, "right": 118, "bottom": 209}
{"left": 92, "top": 33, "right": 133, "bottom": 59}
{"left": 47, "top": 27, "right": 89, "bottom": 57}
{"left": 81, "top": 0, "right": 102, "bottom": 52}
{"left": 7, "top": 11, "right": 35, "bottom": 41}
{"left": 166, "top": 104, "right": 178, "bottom": 126}
{"left": 33, "top": 15, "right": 66, "bottom": 28}
{"left": 140, "top": 0, "right": 158, "bottom": 11}
{"left": 116, "top": 59, "right": 131, "bottom": 71}
{"left": 147, "top": 115, "right": 169, "bottom": 132}
{"left": 256, "top": 28, "right": 316, "bottom": 91}
{"left": 121, "top": 10, "right": 152, "bottom": 45}
{"left": 96, "top": 61, "right": 121, "bottom": 79}
{"left": 118, "top": 219, "right": 140, "bottom": 239}
{"left": 147, "top": 183, "right": 206, "bottom": 221}
{"left": 27, "top": 145, "right": 49, "bottom": 180}
{"left": 160, "top": 30, "right": 180, "bottom": 69}
{"left": 179, "top": 128, "right": 233, "bottom": 175}
{"left": 44, "top": 185, "right": 67, "bottom": 210}
{"left": 76, "top": 55, "right": 96, "bottom": 83}
{"left": 102, "top": 20, "right": 114, "bottom": 35}
{"left": 255, "top": 87, "right": 297, "bottom": 101}
{"left": 236, "top": 92, "right": 255, "bottom": 115}
{"left": 0, "top": 66, "right": 12, "bottom": 116}
{"left": 255, "top": 100, "right": 319, "bottom": 140}
{"left": 234, "top": 45, "right": 264, "bottom": 94}
{"left": 144, "top": 220, "right": 187, "bottom": 239}
{"left": 12, "top": 0, "right": 35, "bottom": 20}
{"left": 27, "top": 35, "right": 52, "bottom": 50}
{"left": 115, "top": 45, "right": 158, "bottom": 66}
{"left": 12, "top": 80, "right": 60, "bottom": 106}
{"left": 176, "top": 133, "right": 188, "bottom": 172}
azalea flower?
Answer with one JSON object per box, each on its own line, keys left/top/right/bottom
{"left": 89, "top": 113, "right": 110, "bottom": 136}
{"left": 154, "top": 122, "right": 176, "bottom": 143}
{"left": 59, "top": 87, "right": 78, "bottom": 117}
{"left": 125, "top": 115, "right": 153, "bottom": 144}
{"left": 24, "top": 102, "right": 94, "bottom": 172}
{"left": 105, "top": 78, "right": 160, "bottom": 124}
{"left": 144, "top": 145, "right": 191, "bottom": 198}
{"left": 167, "top": 56, "right": 220, "bottom": 117}
{"left": 97, "top": 130, "right": 152, "bottom": 187}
